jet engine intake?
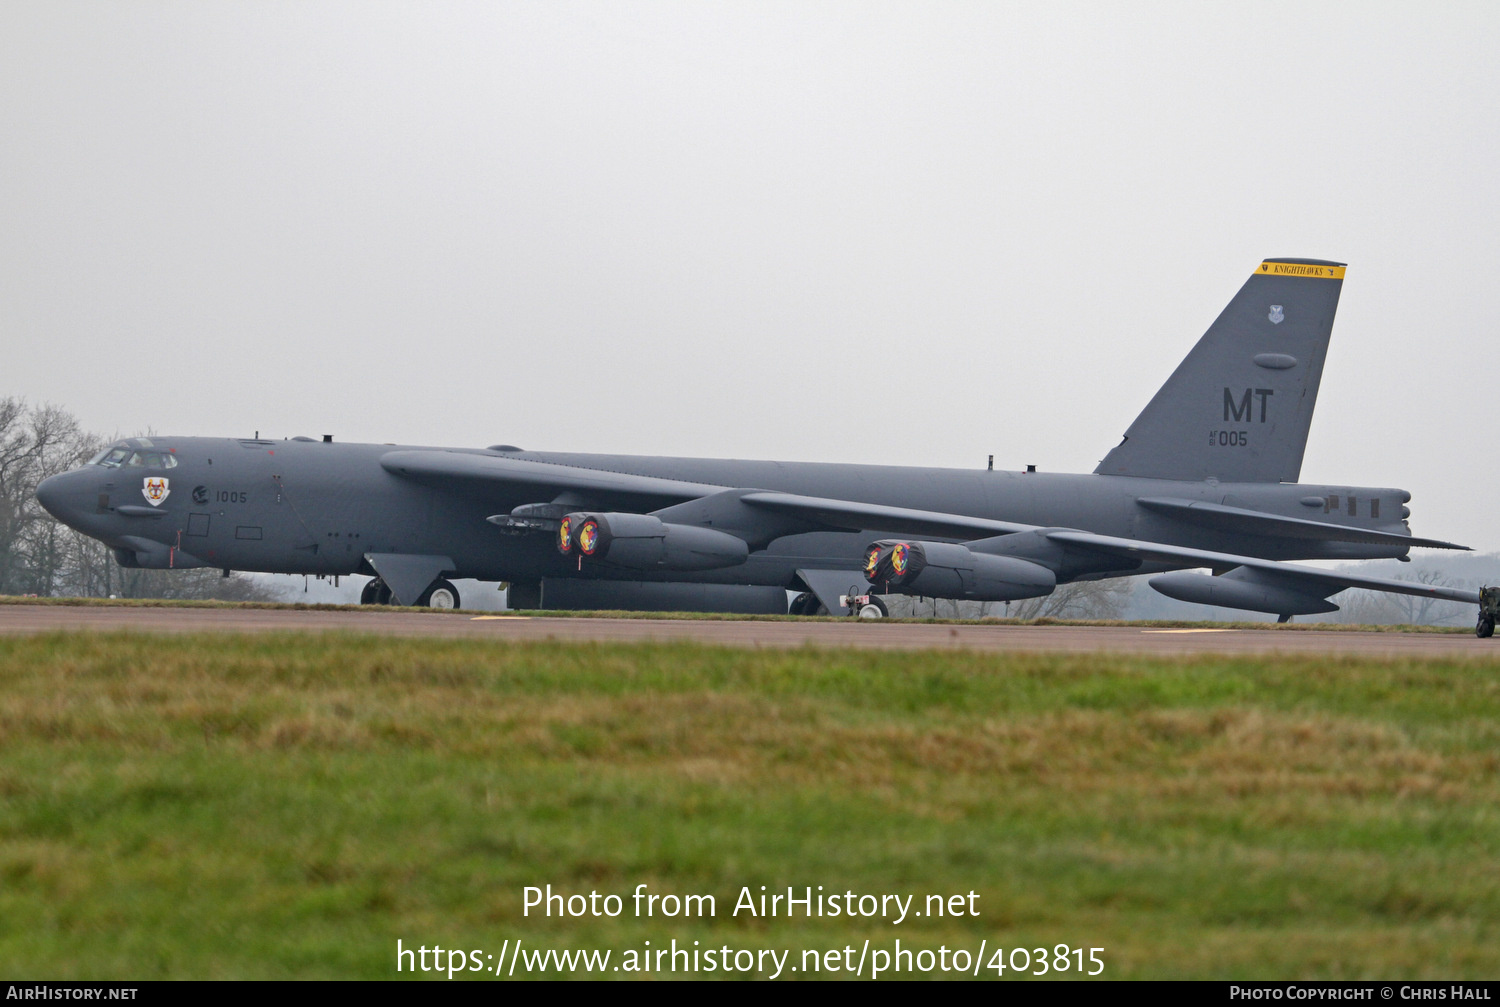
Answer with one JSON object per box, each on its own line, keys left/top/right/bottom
{"left": 558, "top": 512, "right": 749, "bottom": 571}
{"left": 863, "top": 540, "right": 1055, "bottom": 602}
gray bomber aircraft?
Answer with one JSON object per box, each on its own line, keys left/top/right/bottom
{"left": 35, "top": 258, "right": 1498, "bottom": 636}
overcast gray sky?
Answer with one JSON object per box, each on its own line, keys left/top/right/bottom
{"left": 4, "top": 2, "right": 1497, "bottom": 550}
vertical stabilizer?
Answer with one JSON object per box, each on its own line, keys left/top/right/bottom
{"left": 1095, "top": 258, "right": 1344, "bottom": 483}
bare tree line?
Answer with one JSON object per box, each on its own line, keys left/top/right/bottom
{"left": 1320, "top": 567, "right": 1473, "bottom": 627}
{"left": 889, "top": 577, "right": 1133, "bottom": 620}
{"left": 0, "top": 397, "right": 275, "bottom": 601}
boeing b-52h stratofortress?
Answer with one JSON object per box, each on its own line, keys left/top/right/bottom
{"left": 36, "top": 258, "right": 1498, "bottom": 636}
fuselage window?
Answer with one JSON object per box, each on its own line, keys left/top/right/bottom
{"left": 1370, "top": 498, "right": 1380, "bottom": 520}
{"left": 1326, "top": 494, "right": 1339, "bottom": 513}
{"left": 1347, "top": 497, "right": 1357, "bottom": 517}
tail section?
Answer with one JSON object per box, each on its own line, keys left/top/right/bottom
{"left": 1095, "top": 258, "right": 1345, "bottom": 483}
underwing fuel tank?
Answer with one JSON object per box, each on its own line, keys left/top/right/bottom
{"left": 557, "top": 512, "right": 749, "bottom": 572}
{"left": 863, "top": 540, "right": 1055, "bottom": 602}
{"left": 1149, "top": 568, "right": 1339, "bottom": 616}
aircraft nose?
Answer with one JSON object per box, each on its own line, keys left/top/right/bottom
{"left": 35, "top": 471, "right": 84, "bottom": 522}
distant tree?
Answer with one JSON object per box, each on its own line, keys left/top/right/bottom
{"left": 0, "top": 397, "right": 88, "bottom": 594}
{"left": 1327, "top": 568, "right": 1469, "bottom": 627}
{"left": 893, "top": 577, "right": 1134, "bottom": 620}
{"left": 1005, "top": 576, "right": 1134, "bottom": 620}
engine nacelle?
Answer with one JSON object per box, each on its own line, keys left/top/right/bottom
{"left": 863, "top": 540, "right": 1055, "bottom": 602}
{"left": 1149, "top": 569, "right": 1339, "bottom": 616}
{"left": 558, "top": 512, "right": 749, "bottom": 572}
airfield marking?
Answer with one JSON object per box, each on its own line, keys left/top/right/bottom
{"left": 1141, "top": 629, "right": 1237, "bottom": 634}
{"left": 469, "top": 615, "right": 532, "bottom": 620}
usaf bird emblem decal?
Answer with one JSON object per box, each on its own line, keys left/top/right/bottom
{"left": 1268, "top": 305, "right": 1285, "bottom": 324}
{"left": 142, "top": 477, "right": 170, "bottom": 506}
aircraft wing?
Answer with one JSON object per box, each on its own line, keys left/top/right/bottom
{"left": 739, "top": 491, "right": 1039, "bottom": 539}
{"left": 379, "top": 450, "right": 727, "bottom": 509}
{"left": 380, "top": 450, "right": 1476, "bottom": 608}
{"left": 382, "top": 451, "right": 1042, "bottom": 537}
{"left": 1046, "top": 530, "right": 1482, "bottom": 605}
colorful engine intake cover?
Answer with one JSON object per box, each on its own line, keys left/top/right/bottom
{"left": 578, "top": 520, "right": 600, "bottom": 556}
{"left": 890, "top": 543, "right": 909, "bottom": 576}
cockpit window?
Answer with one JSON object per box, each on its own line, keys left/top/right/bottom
{"left": 97, "top": 449, "right": 176, "bottom": 469}
{"left": 96, "top": 445, "right": 178, "bottom": 469}
{"left": 124, "top": 451, "right": 176, "bottom": 469}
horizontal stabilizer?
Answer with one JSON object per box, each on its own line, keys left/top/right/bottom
{"left": 1136, "top": 497, "right": 1469, "bottom": 550}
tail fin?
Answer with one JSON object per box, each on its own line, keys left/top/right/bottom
{"left": 1095, "top": 258, "right": 1345, "bottom": 483}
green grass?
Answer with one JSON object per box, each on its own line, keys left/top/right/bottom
{"left": 1, "top": 632, "right": 1497, "bottom": 979}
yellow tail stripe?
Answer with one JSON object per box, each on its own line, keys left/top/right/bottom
{"left": 1257, "top": 261, "right": 1346, "bottom": 279}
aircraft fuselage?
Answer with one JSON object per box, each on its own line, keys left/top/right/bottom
{"left": 36, "top": 435, "right": 1416, "bottom": 588}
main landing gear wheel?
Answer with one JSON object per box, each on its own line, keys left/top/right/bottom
{"left": 858, "top": 597, "right": 889, "bottom": 619}
{"left": 1478, "top": 614, "right": 1495, "bottom": 639}
{"left": 418, "top": 579, "right": 461, "bottom": 610}
{"left": 789, "top": 592, "right": 829, "bottom": 616}
{"left": 361, "top": 579, "right": 392, "bottom": 605}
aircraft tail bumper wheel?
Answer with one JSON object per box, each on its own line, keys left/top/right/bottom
{"left": 1478, "top": 615, "right": 1495, "bottom": 639}
{"left": 789, "top": 592, "right": 814, "bottom": 616}
{"left": 362, "top": 579, "right": 392, "bottom": 605}
{"left": 858, "top": 597, "right": 888, "bottom": 619}
{"left": 419, "top": 579, "right": 461, "bottom": 610}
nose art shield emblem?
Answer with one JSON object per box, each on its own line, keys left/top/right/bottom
{"left": 143, "top": 477, "right": 170, "bottom": 506}
{"left": 1268, "top": 305, "right": 1285, "bottom": 324}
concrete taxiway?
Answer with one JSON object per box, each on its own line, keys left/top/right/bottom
{"left": 0, "top": 604, "right": 1494, "bottom": 656}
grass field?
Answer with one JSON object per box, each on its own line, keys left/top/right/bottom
{"left": 0, "top": 632, "right": 1497, "bottom": 980}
